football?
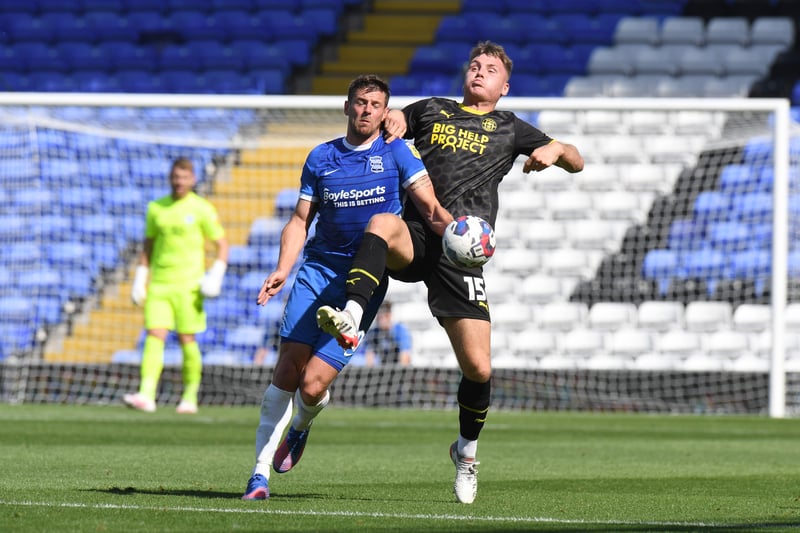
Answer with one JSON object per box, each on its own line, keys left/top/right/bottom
{"left": 442, "top": 215, "right": 496, "bottom": 268}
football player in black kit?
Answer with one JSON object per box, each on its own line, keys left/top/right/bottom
{"left": 317, "top": 41, "right": 584, "bottom": 503}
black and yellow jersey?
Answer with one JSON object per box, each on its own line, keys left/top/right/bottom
{"left": 402, "top": 97, "right": 552, "bottom": 227}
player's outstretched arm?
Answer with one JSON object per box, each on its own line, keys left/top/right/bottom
{"left": 256, "top": 199, "right": 316, "bottom": 306}
{"left": 382, "top": 109, "right": 407, "bottom": 143}
{"left": 523, "top": 141, "right": 584, "bottom": 174}
{"left": 406, "top": 174, "right": 454, "bottom": 236}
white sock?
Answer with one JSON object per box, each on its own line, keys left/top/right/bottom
{"left": 344, "top": 301, "right": 364, "bottom": 329}
{"left": 253, "top": 384, "right": 293, "bottom": 478}
{"left": 292, "top": 389, "right": 330, "bottom": 431}
{"left": 457, "top": 436, "right": 478, "bottom": 459}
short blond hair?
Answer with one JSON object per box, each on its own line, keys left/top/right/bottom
{"left": 469, "top": 41, "right": 513, "bottom": 76}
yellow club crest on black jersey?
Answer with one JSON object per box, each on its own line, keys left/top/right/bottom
{"left": 481, "top": 118, "right": 497, "bottom": 132}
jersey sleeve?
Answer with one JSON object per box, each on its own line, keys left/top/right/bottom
{"left": 144, "top": 201, "right": 157, "bottom": 239}
{"left": 389, "top": 139, "right": 428, "bottom": 188}
{"left": 514, "top": 116, "right": 553, "bottom": 155}
{"left": 201, "top": 199, "right": 225, "bottom": 241}
{"left": 299, "top": 146, "right": 322, "bottom": 203}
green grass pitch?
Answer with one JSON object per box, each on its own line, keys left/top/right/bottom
{"left": 1, "top": 404, "right": 799, "bottom": 532}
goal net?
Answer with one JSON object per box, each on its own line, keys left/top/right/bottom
{"left": 0, "top": 93, "right": 795, "bottom": 417}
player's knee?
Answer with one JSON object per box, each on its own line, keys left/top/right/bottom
{"left": 366, "top": 213, "right": 399, "bottom": 238}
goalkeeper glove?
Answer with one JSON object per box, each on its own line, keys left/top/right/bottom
{"left": 131, "top": 265, "right": 149, "bottom": 306}
{"left": 200, "top": 259, "right": 227, "bottom": 298}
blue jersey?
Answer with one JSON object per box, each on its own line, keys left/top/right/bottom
{"left": 300, "top": 135, "right": 427, "bottom": 263}
{"left": 280, "top": 135, "right": 427, "bottom": 371}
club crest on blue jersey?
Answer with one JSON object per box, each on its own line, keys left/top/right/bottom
{"left": 369, "top": 156, "right": 384, "bottom": 173}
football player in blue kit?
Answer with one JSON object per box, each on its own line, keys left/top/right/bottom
{"left": 242, "top": 75, "right": 453, "bottom": 500}
{"left": 321, "top": 42, "right": 585, "bottom": 503}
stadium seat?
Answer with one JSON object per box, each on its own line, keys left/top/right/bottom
{"left": 706, "top": 221, "right": 751, "bottom": 251}
{"left": 536, "top": 301, "right": 588, "bottom": 332}
{"left": 750, "top": 16, "right": 795, "bottom": 47}
{"left": 17, "top": 268, "right": 63, "bottom": 301}
{"left": 684, "top": 300, "right": 733, "bottom": 332}
{"left": 520, "top": 274, "right": 562, "bottom": 304}
{"left": 656, "top": 328, "right": 701, "bottom": 356}
{"left": 613, "top": 17, "right": 661, "bottom": 46}
{"left": 637, "top": 300, "right": 684, "bottom": 332}
{"left": 560, "top": 327, "right": 605, "bottom": 357}
{"left": 587, "top": 302, "right": 637, "bottom": 331}
{"left": 732, "top": 303, "right": 771, "bottom": 333}
{"left": 705, "top": 17, "right": 750, "bottom": 46}
{"left": 607, "top": 328, "right": 654, "bottom": 357}
{"left": 224, "top": 325, "right": 265, "bottom": 353}
{"left": 659, "top": 16, "right": 705, "bottom": 46}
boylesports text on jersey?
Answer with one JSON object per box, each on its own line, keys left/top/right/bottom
{"left": 322, "top": 184, "right": 387, "bottom": 208}
{"left": 430, "top": 123, "right": 490, "bottom": 154}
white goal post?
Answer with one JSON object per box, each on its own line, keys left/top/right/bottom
{"left": 0, "top": 92, "right": 792, "bottom": 418}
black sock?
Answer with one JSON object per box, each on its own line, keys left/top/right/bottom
{"left": 346, "top": 232, "right": 388, "bottom": 309}
{"left": 457, "top": 376, "right": 491, "bottom": 441}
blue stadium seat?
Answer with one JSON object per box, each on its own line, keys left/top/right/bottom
{"left": 0, "top": 267, "right": 13, "bottom": 296}
{"left": 667, "top": 218, "right": 704, "bottom": 250}
{"left": 61, "top": 268, "right": 95, "bottom": 299}
{"left": 0, "top": 323, "right": 36, "bottom": 357}
{"left": 84, "top": 11, "right": 139, "bottom": 42}
{"left": 731, "top": 192, "right": 772, "bottom": 223}
{"left": 213, "top": 9, "right": 264, "bottom": 41}
{"left": 224, "top": 325, "right": 265, "bottom": 353}
{"left": 13, "top": 188, "right": 54, "bottom": 215}
{"left": 0, "top": 71, "right": 29, "bottom": 91}
{"left": 41, "top": 11, "right": 89, "bottom": 42}
{"left": 249, "top": 69, "right": 286, "bottom": 94}
{"left": 16, "top": 268, "right": 64, "bottom": 300}
{"left": 166, "top": 10, "right": 226, "bottom": 41}
{"left": 73, "top": 71, "right": 121, "bottom": 93}
{"left": 187, "top": 40, "right": 245, "bottom": 71}
{"left": 0, "top": 215, "right": 29, "bottom": 240}
{"left": 730, "top": 249, "right": 771, "bottom": 281}
{"left": 227, "top": 245, "right": 260, "bottom": 275}
{"left": 706, "top": 221, "right": 752, "bottom": 252}
{"left": 15, "top": 42, "right": 64, "bottom": 72}
{"left": 682, "top": 248, "right": 728, "bottom": 285}
{"left": 205, "top": 296, "right": 248, "bottom": 328}
{"left": 93, "top": 242, "right": 121, "bottom": 271}
{"left": 102, "top": 186, "right": 144, "bottom": 215}
{"left": 58, "top": 41, "right": 111, "bottom": 71}
{"left": 35, "top": 295, "right": 64, "bottom": 326}
{"left": 86, "top": 157, "right": 130, "bottom": 187}
{"left": 409, "top": 42, "right": 472, "bottom": 75}
{"left": 116, "top": 70, "right": 164, "bottom": 93}
{"left": 125, "top": 11, "right": 165, "bottom": 34}
{"left": 45, "top": 241, "right": 94, "bottom": 271}
{"left": 251, "top": 297, "right": 284, "bottom": 327}
{"left": 75, "top": 214, "right": 120, "bottom": 246}
{"left": 642, "top": 249, "right": 680, "bottom": 281}
{"left": 5, "top": 243, "right": 43, "bottom": 269}
{"left": 107, "top": 42, "right": 158, "bottom": 71}
{"left": 693, "top": 191, "right": 731, "bottom": 223}
{"left": 6, "top": 14, "right": 51, "bottom": 43}
{"left": 0, "top": 295, "right": 37, "bottom": 324}
{"left": 546, "top": 0, "right": 600, "bottom": 14}
{"left": 29, "top": 72, "right": 74, "bottom": 92}
{"left": 719, "top": 164, "right": 759, "bottom": 194}
{"left": 58, "top": 187, "right": 102, "bottom": 215}
{"left": 248, "top": 216, "right": 284, "bottom": 247}
{"left": 274, "top": 188, "right": 299, "bottom": 218}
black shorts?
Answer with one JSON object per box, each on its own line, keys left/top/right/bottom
{"left": 388, "top": 220, "right": 491, "bottom": 322}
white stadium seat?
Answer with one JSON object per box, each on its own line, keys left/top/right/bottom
{"left": 637, "top": 301, "right": 684, "bottom": 331}
{"left": 536, "top": 301, "right": 588, "bottom": 332}
{"left": 588, "top": 302, "right": 638, "bottom": 331}
{"left": 732, "top": 304, "right": 771, "bottom": 332}
{"left": 684, "top": 301, "right": 732, "bottom": 332}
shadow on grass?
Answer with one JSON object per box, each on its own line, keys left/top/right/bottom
{"left": 88, "top": 486, "right": 328, "bottom": 500}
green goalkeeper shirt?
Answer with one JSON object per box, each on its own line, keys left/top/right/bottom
{"left": 145, "top": 192, "right": 225, "bottom": 286}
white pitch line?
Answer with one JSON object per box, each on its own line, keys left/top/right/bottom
{"left": 0, "top": 500, "right": 726, "bottom": 528}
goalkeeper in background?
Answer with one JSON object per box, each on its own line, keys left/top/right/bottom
{"left": 123, "top": 157, "right": 229, "bottom": 414}
{"left": 241, "top": 74, "right": 453, "bottom": 500}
